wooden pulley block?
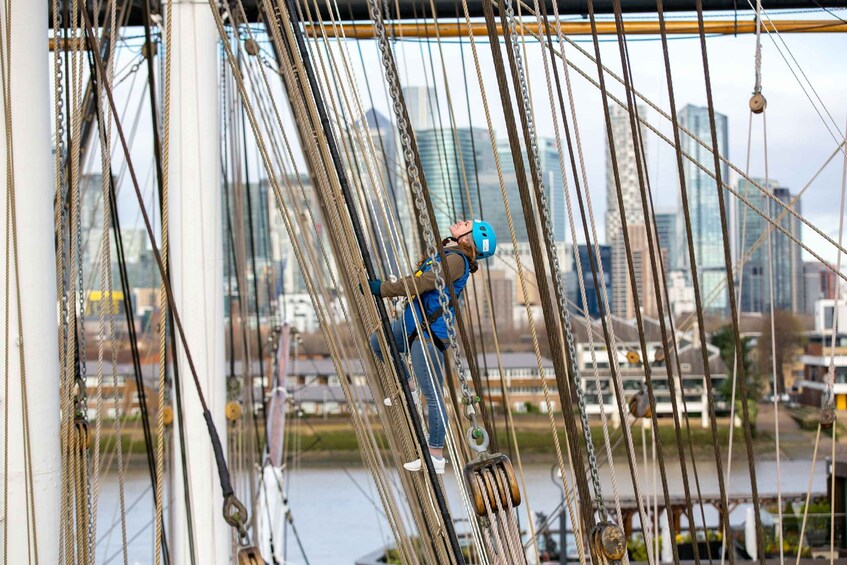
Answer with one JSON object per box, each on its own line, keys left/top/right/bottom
{"left": 592, "top": 521, "right": 626, "bottom": 561}
{"left": 821, "top": 403, "right": 837, "bottom": 430}
{"left": 237, "top": 545, "right": 265, "bottom": 565}
{"left": 141, "top": 41, "right": 158, "bottom": 59}
{"left": 162, "top": 405, "right": 174, "bottom": 427}
{"left": 749, "top": 92, "right": 767, "bottom": 114}
{"left": 244, "top": 38, "right": 260, "bottom": 57}
{"left": 464, "top": 452, "right": 521, "bottom": 517}
{"left": 74, "top": 418, "right": 91, "bottom": 451}
{"left": 226, "top": 401, "right": 243, "bottom": 422}
{"left": 653, "top": 348, "right": 666, "bottom": 364}
{"left": 626, "top": 351, "right": 641, "bottom": 365}
{"left": 628, "top": 390, "right": 652, "bottom": 419}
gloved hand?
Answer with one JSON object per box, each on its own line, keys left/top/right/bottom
{"left": 368, "top": 279, "right": 382, "bottom": 296}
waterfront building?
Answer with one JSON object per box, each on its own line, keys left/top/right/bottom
{"left": 804, "top": 261, "right": 838, "bottom": 315}
{"left": 285, "top": 322, "right": 728, "bottom": 420}
{"left": 798, "top": 300, "right": 847, "bottom": 409}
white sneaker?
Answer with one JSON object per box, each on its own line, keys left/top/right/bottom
{"left": 404, "top": 455, "right": 446, "bottom": 474}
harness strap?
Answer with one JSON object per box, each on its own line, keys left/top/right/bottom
{"left": 407, "top": 306, "right": 447, "bottom": 352}
{"left": 407, "top": 249, "right": 470, "bottom": 353}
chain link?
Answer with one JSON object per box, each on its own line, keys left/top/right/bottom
{"left": 55, "top": 0, "right": 71, "bottom": 379}
{"left": 502, "top": 0, "right": 604, "bottom": 511}
{"left": 367, "top": 0, "right": 487, "bottom": 449}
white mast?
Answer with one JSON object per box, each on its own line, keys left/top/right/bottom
{"left": 169, "top": 2, "right": 229, "bottom": 562}
{"left": 0, "top": 0, "right": 61, "bottom": 561}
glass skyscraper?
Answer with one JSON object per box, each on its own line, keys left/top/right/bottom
{"left": 484, "top": 138, "right": 565, "bottom": 244}
{"left": 736, "top": 178, "right": 803, "bottom": 313}
{"left": 416, "top": 127, "right": 491, "bottom": 235}
{"left": 677, "top": 104, "right": 730, "bottom": 313}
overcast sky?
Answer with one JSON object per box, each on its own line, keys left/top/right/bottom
{"left": 343, "top": 19, "right": 847, "bottom": 263}
{"left": 92, "top": 12, "right": 847, "bottom": 265}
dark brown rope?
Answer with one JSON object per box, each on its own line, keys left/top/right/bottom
{"left": 694, "top": 1, "right": 766, "bottom": 561}
{"left": 652, "top": 0, "right": 740, "bottom": 559}
{"left": 479, "top": 0, "right": 598, "bottom": 552}
{"left": 535, "top": 0, "right": 655, "bottom": 541}
{"left": 650, "top": 1, "right": 718, "bottom": 560}
{"left": 585, "top": 0, "right": 680, "bottom": 560}
{"left": 608, "top": 2, "right": 708, "bottom": 562}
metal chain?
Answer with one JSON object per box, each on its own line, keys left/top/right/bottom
{"left": 502, "top": 0, "right": 604, "bottom": 510}
{"left": 55, "top": 0, "right": 70, "bottom": 341}
{"left": 367, "top": 0, "right": 487, "bottom": 450}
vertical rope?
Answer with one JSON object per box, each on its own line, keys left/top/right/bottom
{"left": 155, "top": 2, "right": 172, "bottom": 563}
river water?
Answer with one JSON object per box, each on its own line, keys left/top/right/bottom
{"left": 94, "top": 459, "right": 827, "bottom": 565}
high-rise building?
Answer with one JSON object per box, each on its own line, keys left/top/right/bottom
{"left": 403, "top": 86, "right": 436, "bottom": 131}
{"left": 416, "top": 127, "right": 490, "bottom": 234}
{"left": 611, "top": 224, "right": 657, "bottom": 319}
{"left": 677, "top": 104, "right": 729, "bottom": 314}
{"left": 569, "top": 244, "right": 612, "bottom": 318}
{"left": 804, "top": 261, "right": 838, "bottom": 315}
{"left": 487, "top": 137, "right": 565, "bottom": 244}
{"left": 735, "top": 178, "right": 803, "bottom": 313}
{"left": 604, "top": 105, "right": 652, "bottom": 319}
{"left": 653, "top": 209, "right": 678, "bottom": 273}
{"left": 362, "top": 107, "right": 416, "bottom": 267}
{"left": 605, "top": 104, "right": 647, "bottom": 245}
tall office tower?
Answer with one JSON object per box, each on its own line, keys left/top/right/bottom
{"left": 677, "top": 104, "right": 729, "bottom": 314}
{"left": 464, "top": 268, "right": 515, "bottom": 330}
{"left": 605, "top": 104, "right": 649, "bottom": 319}
{"left": 416, "top": 127, "right": 490, "bottom": 234}
{"left": 771, "top": 186, "right": 805, "bottom": 313}
{"left": 268, "top": 174, "right": 325, "bottom": 296}
{"left": 403, "top": 86, "right": 436, "bottom": 131}
{"left": 570, "top": 244, "right": 612, "bottom": 318}
{"left": 653, "top": 209, "right": 678, "bottom": 273}
{"left": 611, "top": 224, "right": 657, "bottom": 319}
{"left": 362, "top": 107, "right": 415, "bottom": 265}
{"left": 736, "top": 179, "right": 803, "bottom": 313}
{"left": 490, "top": 137, "right": 565, "bottom": 244}
{"left": 804, "top": 261, "right": 838, "bottom": 315}
{"left": 605, "top": 104, "right": 647, "bottom": 245}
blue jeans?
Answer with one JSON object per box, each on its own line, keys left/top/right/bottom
{"left": 370, "top": 319, "right": 447, "bottom": 449}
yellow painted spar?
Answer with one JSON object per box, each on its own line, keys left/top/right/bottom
{"left": 305, "top": 19, "right": 847, "bottom": 38}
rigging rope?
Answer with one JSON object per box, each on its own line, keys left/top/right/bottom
{"left": 155, "top": 1, "right": 172, "bottom": 563}
{"left": 80, "top": 7, "right": 254, "bottom": 550}
{"left": 696, "top": 2, "right": 766, "bottom": 561}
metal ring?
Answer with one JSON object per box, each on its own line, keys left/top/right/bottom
{"left": 466, "top": 426, "right": 490, "bottom": 453}
{"left": 222, "top": 493, "right": 249, "bottom": 530}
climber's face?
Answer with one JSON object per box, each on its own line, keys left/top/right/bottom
{"left": 449, "top": 220, "right": 473, "bottom": 246}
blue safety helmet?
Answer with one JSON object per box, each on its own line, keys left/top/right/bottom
{"left": 471, "top": 219, "right": 496, "bottom": 260}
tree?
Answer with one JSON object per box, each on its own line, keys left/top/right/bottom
{"left": 712, "top": 325, "right": 762, "bottom": 433}
{"left": 758, "top": 310, "right": 806, "bottom": 395}
{"left": 711, "top": 325, "right": 756, "bottom": 379}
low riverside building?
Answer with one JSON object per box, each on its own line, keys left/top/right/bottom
{"left": 479, "top": 315, "right": 729, "bottom": 422}
{"left": 797, "top": 300, "right": 847, "bottom": 409}
{"left": 285, "top": 315, "right": 729, "bottom": 421}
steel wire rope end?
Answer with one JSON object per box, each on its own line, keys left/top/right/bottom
{"left": 223, "top": 492, "right": 266, "bottom": 565}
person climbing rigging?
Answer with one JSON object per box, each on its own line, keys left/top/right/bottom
{"left": 368, "top": 219, "right": 496, "bottom": 474}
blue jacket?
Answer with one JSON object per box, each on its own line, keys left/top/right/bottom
{"left": 400, "top": 250, "right": 470, "bottom": 341}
